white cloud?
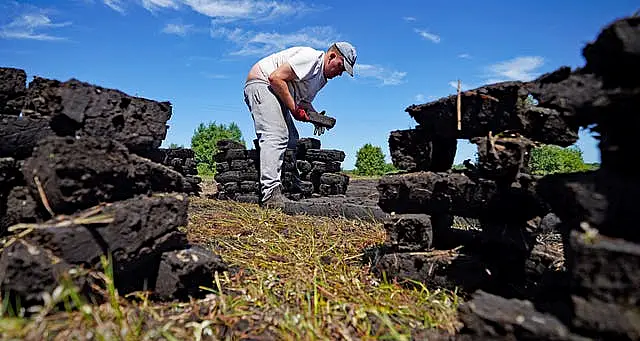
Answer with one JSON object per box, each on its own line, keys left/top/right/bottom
{"left": 162, "top": 23, "right": 193, "bottom": 36}
{"left": 458, "top": 53, "right": 471, "bottom": 59}
{"left": 183, "top": 0, "right": 316, "bottom": 23}
{"left": 485, "top": 56, "right": 544, "bottom": 83}
{"left": 355, "top": 64, "right": 407, "bottom": 86}
{"left": 142, "top": 0, "right": 180, "bottom": 12}
{"left": 211, "top": 25, "right": 339, "bottom": 56}
{"left": 403, "top": 16, "right": 416, "bottom": 22}
{"left": 414, "top": 29, "right": 440, "bottom": 43}
{"left": 104, "top": 0, "right": 125, "bottom": 13}
{"left": 101, "top": 0, "right": 317, "bottom": 22}
{"left": 0, "top": 13, "right": 71, "bottom": 41}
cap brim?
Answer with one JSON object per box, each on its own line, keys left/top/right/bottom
{"left": 344, "top": 62, "right": 354, "bottom": 77}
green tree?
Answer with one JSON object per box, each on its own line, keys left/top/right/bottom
{"left": 529, "top": 145, "right": 591, "bottom": 175}
{"left": 452, "top": 163, "right": 466, "bottom": 170}
{"left": 354, "top": 143, "right": 394, "bottom": 176}
{"left": 191, "top": 121, "right": 244, "bottom": 176}
{"left": 168, "top": 143, "right": 184, "bottom": 149}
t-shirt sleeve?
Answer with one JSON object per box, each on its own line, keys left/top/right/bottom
{"left": 288, "top": 48, "right": 322, "bottom": 81}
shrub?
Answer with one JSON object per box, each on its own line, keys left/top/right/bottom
{"left": 191, "top": 121, "right": 244, "bottom": 176}
{"left": 529, "top": 145, "right": 593, "bottom": 175}
{"left": 354, "top": 143, "right": 394, "bottom": 176}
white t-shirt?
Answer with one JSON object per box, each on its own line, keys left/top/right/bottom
{"left": 256, "top": 46, "right": 327, "bottom": 105}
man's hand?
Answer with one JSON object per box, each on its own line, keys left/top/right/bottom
{"left": 291, "top": 105, "right": 309, "bottom": 121}
{"left": 313, "top": 110, "right": 327, "bottom": 136}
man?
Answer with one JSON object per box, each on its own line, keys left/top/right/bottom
{"left": 243, "top": 42, "right": 357, "bottom": 209}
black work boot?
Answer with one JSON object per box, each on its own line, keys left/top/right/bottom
{"left": 260, "top": 185, "right": 290, "bottom": 210}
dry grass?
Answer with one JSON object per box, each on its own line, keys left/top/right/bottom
{"left": 0, "top": 197, "right": 461, "bottom": 340}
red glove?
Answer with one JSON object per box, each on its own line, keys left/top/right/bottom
{"left": 291, "top": 105, "right": 309, "bottom": 121}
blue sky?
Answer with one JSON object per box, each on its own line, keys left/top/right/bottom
{"left": 1, "top": 1, "right": 637, "bottom": 169}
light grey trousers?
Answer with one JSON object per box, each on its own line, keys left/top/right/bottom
{"left": 243, "top": 80, "right": 299, "bottom": 202}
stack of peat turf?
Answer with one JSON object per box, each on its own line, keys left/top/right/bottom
{"left": 213, "top": 137, "right": 349, "bottom": 202}
{"left": 0, "top": 69, "right": 227, "bottom": 309}
{"left": 141, "top": 147, "right": 202, "bottom": 196}
{"left": 388, "top": 16, "right": 640, "bottom": 341}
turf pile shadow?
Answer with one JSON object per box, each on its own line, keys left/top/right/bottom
{"left": 0, "top": 71, "right": 226, "bottom": 308}
{"left": 375, "top": 16, "right": 640, "bottom": 340}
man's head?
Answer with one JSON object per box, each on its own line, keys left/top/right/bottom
{"left": 324, "top": 41, "right": 357, "bottom": 79}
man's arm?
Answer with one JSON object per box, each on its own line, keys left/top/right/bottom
{"left": 298, "top": 100, "right": 317, "bottom": 113}
{"left": 268, "top": 63, "right": 298, "bottom": 113}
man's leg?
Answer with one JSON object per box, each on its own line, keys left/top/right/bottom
{"left": 244, "top": 81, "right": 291, "bottom": 202}
{"left": 283, "top": 108, "right": 303, "bottom": 192}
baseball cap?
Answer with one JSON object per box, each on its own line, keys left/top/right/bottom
{"left": 334, "top": 41, "right": 357, "bottom": 77}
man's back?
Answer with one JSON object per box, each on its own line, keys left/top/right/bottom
{"left": 256, "top": 46, "right": 322, "bottom": 82}
{"left": 251, "top": 46, "right": 326, "bottom": 105}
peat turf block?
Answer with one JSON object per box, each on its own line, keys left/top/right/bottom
{"left": 25, "top": 194, "right": 189, "bottom": 291}
{"left": 457, "top": 290, "right": 577, "bottom": 341}
{"left": 318, "top": 173, "right": 349, "bottom": 195}
{"left": 383, "top": 214, "right": 433, "bottom": 251}
{"left": 528, "top": 65, "right": 640, "bottom": 136}
{"left": 283, "top": 159, "right": 297, "bottom": 172}
{"left": 471, "top": 134, "right": 534, "bottom": 181}
{"left": 1, "top": 186, "right": 42, "bottom": 231}
{"left": 217, "top": 161, "right": 230, "bottom": 173}
{"left": 214, "top": 170, "right": 259, "bottom": 184}
{"left": 0, "top": 158, "right": 26, "bottom": 234}
{"left": 284, "top": 200, "right": 388, "bottom": 222}
{"left": 296, "top": 160, "right": 313, "bottom": 174}
{"left": 305, "top": 149, "right": 345, "bottom": 163}
{"left": 240, "top": 181, "right": 259, "bottom": 193}
{"left": 388, "top": 128, "right": 433, "bottom": 172}
{"left": 236, "top": 194, "right": 260, "bottom": 204}
{"left": 154, "top": 246, "right": 228, "bottom": 301}
{"left": 373, "top": 251, "right": 492, "bottom": 294}
{"left": 568, "top": 230, "right": 640, "bottom": 306}
{"left": 0, "top": 240, "right": 79, "bottom": 308}
{"left": 140, "top": 147, "right": 195, "bottom": 164}
{"left": 312, "top": 160, "right": 343, "bottom": 174}
{"left": 0, "top": 157, "right": 21, "bottom": 193}
{"left": 582, "top": 16, "right": 640, "bottom": 88}
{"left": 216, "top": 138, "right": 246, "bottom": 151}
{"left": 406, "top": 81, "right": 578, "bottom": 146}
{"left": 23, "top": 77, "right": 171, "bottom": 153}
{"left": 537, "top": 169, "right": 640, "bottom": 242}
{"left": 570, "top": 294, "right": 640, "bottom": 341}
{"left": 230, "top": 158, "right": 257, "bottom": 171}
{"left": 384, "top": 132, "right": 458, "bottom": 173}
{"left": 0, "top": 115, "right": 54, "bottom": 159}
{"left": 223, "top": 182, "right": 239, "bottom": 193}
{"left": 307, "top": 111, "right": 336, "bottom": 129}
{"left": 377, "top": 171, "right": 547, "bottom": 221}
{"left": 430, "top": 136, "right": 457, "bottom": 172}
{"left": 296, "top": 137, "right": 321, "bottom": 159}
{"left": 0, "top": 67, "right": 27, "bottom": 116}
{"left": 214, "top": 149, "right": 252, "bottom": 162}
{"left": 22, "top": 135, "right": 189, "bottom": 214}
